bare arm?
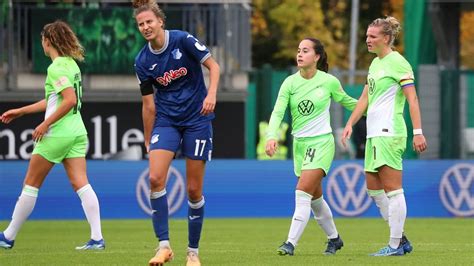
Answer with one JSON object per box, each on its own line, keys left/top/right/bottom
{"left": 0, "top": 99, "right": 47, "bottom": 124}
{"left": 142, "top": 94, "right": 156, "bottom": 152}
{"left": 32, "top": 87, "right": 77, "bottom": 141}
{"left": 201, "top": 56, "right": 220, "bottom": 115}
{"left": 341, "top": 85, "right": 369, "bottom": 147}
{"left": 403, "top": 86, "right": 427, "bottom": 153}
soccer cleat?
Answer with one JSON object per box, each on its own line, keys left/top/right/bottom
{"left": 0, "top": 232, "right": 14, "bottom": 249}
{"left": 277, "top": 241, "right": 295, "bottom": 256}
{"left": 75, "top": 239, "right": 105, "bottom": 250}
{"left": 323, "top": 235, "right": 344, "bottom": 255}
{"left": 186, "top": 251, "right": 201, "bottom": 266}
{"left": 370, "top": 245, "right": 404, "bottom": 256}
{"left": 149, "top": 247, "right": 174, "bottom": 266}
{"left": 401, "top": 234, "right": 413, "bottom": 254}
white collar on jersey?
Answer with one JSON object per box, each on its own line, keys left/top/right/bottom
{"left": 148, "top": 30, "right": 169, "bottom": 55}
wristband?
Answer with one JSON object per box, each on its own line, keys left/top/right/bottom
{"left": 413, "top": 129, "right": 423, "bottom": 135}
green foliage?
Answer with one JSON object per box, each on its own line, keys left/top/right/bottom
{"left": 251, "top": 0, "right": 398, "bottom": 70}
{"left": 270, "top": 0, "right": 335, "bottom": 64}
{"left": 251, "top": 0, "right": 284, "bottom": 68}
{"left": 1, "top": 218, "right": 472, "bottom": 265}
{"left": 31, "top": 7, "right": 145, "bottom": 74}
{"left": 68, "top": 8, "right": 145, "bottom": 74}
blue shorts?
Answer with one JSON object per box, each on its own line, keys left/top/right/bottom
{"left": 149, "top": 122, "right": 213, "bottom": 161}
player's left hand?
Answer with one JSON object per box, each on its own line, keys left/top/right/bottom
{"left": 32, "top": 122, "right": 48, "bottom": 142}
{"left": 413, "top": 134, "right": 427, "bottom": 153}
{"left": 201, "top": 94, "right": 216, "bottom": 115}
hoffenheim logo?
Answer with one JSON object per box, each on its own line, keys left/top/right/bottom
{"left": 326, "top": 163, "right": 372, "bottom": 216}
{"left": 151, "top": 134, "right": 159, "bottom": 144}
{"left": 439, "top": 163, "right": 474, "bottom": 217}
{"left": 172, "top": 48, "right": 182, "bottom": 60}
{"left": 136, "top": 165, "right": 186, "bottom": 216}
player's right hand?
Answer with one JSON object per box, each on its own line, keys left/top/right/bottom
{"left": 0, "top": 109, "right": 23, "bottom": 124}
{"left": 265, "top": 139, "right": 278, "bottom": 157}
{"left": 341, "top": 125, "right": 352, "bottom": 148}
{"left": 145, "top": 142, "right": 150, "bottom": 153}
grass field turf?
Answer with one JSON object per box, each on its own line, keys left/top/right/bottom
{"left": 1, "top": 218, "right": 473, "bottom": 265}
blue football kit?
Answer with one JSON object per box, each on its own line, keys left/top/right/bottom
{"left": 135, "top": 30, "right": 213, "bottom": 160}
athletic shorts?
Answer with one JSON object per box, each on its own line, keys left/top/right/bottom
{"left": 364, "top": 136, "right": 406, "bottom": 172}
{"left": 292, "top": 133, "right": 335, "bottom": 177}
{"left": 149, "top": 121, "right": 213, "bottom": 161}
{"left": 32, "top": 135, "right": 88, "bottom": 164}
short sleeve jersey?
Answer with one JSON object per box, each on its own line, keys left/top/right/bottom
{"left": 366, "top": 51, "right": 414, "bottom": 138}
{"left": 134, "top": 30, "right": 213, "bottom": 127}
{"left": 267, "top": 70, "right": 357, "bottom": 140}
{"left": 44, "top": 57, "right": 86, "bottom": 137}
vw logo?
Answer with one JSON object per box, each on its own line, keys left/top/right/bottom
{"left": 326, "top": 163, "right": 372, "bottom": 216}
{"left": 439, "top": 163, "right": 474, "bottom": 217}
{"left": 297, "top": 100, "right": 314, "bottom": 116}
{"left": 136, "top": 165, "right": 186, "bottom": 216}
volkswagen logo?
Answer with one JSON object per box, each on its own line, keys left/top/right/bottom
{"left": 297, "top": 100, "right": 314, "bottom": 116}
{"left": 136, "top": 165, "right": 186, "bottom": 216}
{"left": 439, "top": 163, "right": 474, "bottom": 217}
{"left": 326, "top": 163, "right": 372, "bottom": 216}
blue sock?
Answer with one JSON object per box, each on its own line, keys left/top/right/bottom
{"left": 150, "top": 190, "right": 169, "bottom": 241}
{"left": 188, "top": 197, "right": 205, "bottom": 249}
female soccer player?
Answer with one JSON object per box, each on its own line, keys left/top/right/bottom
{"left": 0, "top": 20, "right": 104, "bottom": 250}
{"left": 266, "top": 38, "right": 357, "bottom": 256}
{"left": 341, "top": 16, "right": 427, "bottom": 256}
{"left": 132, "top": 1, "right": 220, "bottom": 265}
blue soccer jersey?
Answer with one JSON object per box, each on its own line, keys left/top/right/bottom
{"left": 134, "top": 30, "right": 213, "bottom": 126}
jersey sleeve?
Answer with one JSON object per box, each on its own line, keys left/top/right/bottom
{"left": 181, "top": 32, "right": 211, "bottom": 64}
{"left": 266, "top": 77, "right": 291, "bottom": 140}
{"left": 330, "top": 77, "right": 357, "bottom": 111}
{"left": 48, "top": 64, "right": 74, "bottom": 94}
{"left": 391, "top": 55, "right": 414, "bottom": 82}
{"left": 134, "top": 62, "right": 153, "bottom": 95}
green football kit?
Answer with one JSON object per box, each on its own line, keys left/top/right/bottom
{"left": 32, "top": 57, "right": 87, "bottom": 163}
{"left": 365, "top": 51, "right": 415, "bottom": 172}
{"left": 267, "top": 70, "right": 357, "bottom": 176}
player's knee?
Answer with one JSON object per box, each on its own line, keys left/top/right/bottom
{"left": 149, "top": 175, "right": 167, "bottom": 190}
{"left": 187, "top": 184, "right": 202, "bottom": 200}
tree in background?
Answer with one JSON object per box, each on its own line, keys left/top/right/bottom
{"left": 251, "top": 0, "right": 284, "bottom": 68}
{"left": 461, "top": 11, "right": 474, "bottom": 69}
{"left": 251, "top": 0, "right": 401, "bottom": 71}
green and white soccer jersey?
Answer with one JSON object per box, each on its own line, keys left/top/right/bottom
{"left": 267, "top": 70, "right": 356, "bottom": 176}
{"left": 366, "top": 51, "right": 414, "bottom": 138}
{"left": 267, "top": 70, "right": 357, "bottom": 140}
{"left": 44, "top": 57, "right": 86, "bottom": 137}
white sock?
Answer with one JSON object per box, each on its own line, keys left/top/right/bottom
{"left": 188, "top": 247, "right": 199, "bottom": 254}
{"left": 387, "top": 189, "right": 406, "bottom": 248}
{"left": 77, "top": 184, "right": 103, "bottom": 241}
{"left": 287, "top": 190, "right": 312, "bottom": 246}
{"left": 311, "top": 196, "right": 338, "bottom": 239}
{"left": 367, "top": 189, "right": 389, "bottom": 222}
{"left": 159, "top": 240, "right": 171, "bottom": 249}
{"left": 4, "top": 185, "right": 39, "bottom": 240}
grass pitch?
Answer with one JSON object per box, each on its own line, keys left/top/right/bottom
{"left": 1, "top": 218, "right": 473, "bottom": 265}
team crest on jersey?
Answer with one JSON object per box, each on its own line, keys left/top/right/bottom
{"left": 298, "top": 100, "right": 314, "bottom": 116}
{"left": 156, "top": 67, "right": 188, "bottom": 86}
{"left": 368, "top": 78, "right": 376, "bottom": 95}
{"left": 172, "top": 49, "right": 182, "bottom": 60}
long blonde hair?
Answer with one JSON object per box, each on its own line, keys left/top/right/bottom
{"left": 132, "top": 0, "right": 166, "bottom": 28}
{"left": 369, "top": 16, "right": 401, "bottom": 47}
{"left": 41, "top": 20, "right": 84, "bottom": 62}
